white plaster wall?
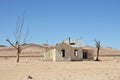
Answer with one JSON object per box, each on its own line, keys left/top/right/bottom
{"left": 43, "top": 49, "right": 54, "bottom": 61}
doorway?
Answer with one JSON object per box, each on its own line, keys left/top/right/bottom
{"left": 83, "top": 52, "right": 88, "bottom": 59}
{"left": 61, "top": 49, "right": 65, "bottom": 57}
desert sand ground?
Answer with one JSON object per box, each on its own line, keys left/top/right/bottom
{"left": 0, "top": 57, "right": 120, "bottom": 80}
{"left": 0, "top": 45, "right": 120, "bottom": 80}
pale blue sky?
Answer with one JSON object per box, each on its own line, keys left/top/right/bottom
{"left": 0, "top": 0, "right": 120, "bottom": 49}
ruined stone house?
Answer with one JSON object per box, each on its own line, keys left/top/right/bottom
{"left": 44, "top": 38, "right": 94, "bottom": 62}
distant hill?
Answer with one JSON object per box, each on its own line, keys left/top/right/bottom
{"left": 83, "top": 46, "right": 120, "bottom": 57}
{"left": 0, "top": 43, "right": 52, "bottom": 58}
{"left": 0, "top": 45, "right": 6, "bottom": 47}
{"left": 0, "top": 44, "right": 120, "bottom": 58}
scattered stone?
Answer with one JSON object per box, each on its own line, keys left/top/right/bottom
{"left": 48, "top": 67, "right": 51, "bottom": 69}
{"left": 116, "top": 61, "right": 119, "bottom": 63}
{"left": 26, "top": 61, "right": 29, "bottom": 63}
{"left": 68, "top": 75, "right": 71, "bottom": 77}
{"left": 63, "top": 78, "right": 65, "bottom": 80}
{"left": 106, "top": 73, "right": 108, "bottom": 75}
{"left": 28, "top": 75, "right": 33, "bottom": 79}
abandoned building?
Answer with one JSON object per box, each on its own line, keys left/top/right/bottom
{"left": 43, "top": 38, "right": 94, "bottom": 62}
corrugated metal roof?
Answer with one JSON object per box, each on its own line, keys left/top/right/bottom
{"left": 64, "top": 38, "right": 84, "bottom": 47}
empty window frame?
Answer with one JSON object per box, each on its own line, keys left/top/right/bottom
{"left": 61, "top": 49, "right": 65, "bottom": 57}
{"left": 70, "top": 43, "right": 75, "bottom": 45}
{"left": 74, "top": 50, "right": 78, "bottom": 57}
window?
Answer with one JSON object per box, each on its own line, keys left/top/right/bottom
{"left": 74, "top": 50, "right": 78, "bottom": 57}
{"left": 70, "top": 43, "right": 75, "bottom": 45}
{"left": 61, "top": 49, "right": 65, "bottom": 57}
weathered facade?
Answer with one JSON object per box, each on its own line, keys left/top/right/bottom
{"left": 44, "top": 48, "right": 54, "bottom": 61}
{"left": 44, "top": 38, "right": 94, "bottom": 62}
{"left": 82, "top": 49, "right": 94, "bottom": 61}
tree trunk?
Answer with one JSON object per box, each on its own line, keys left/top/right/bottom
{"left": 96, "top": 47, "right": 100, "bottom": 61}
{"left": 17, "top": 47, "right": 20, "bottom": 62}
{"left": 17, "top": 51, "right": 19, "bottom": 62}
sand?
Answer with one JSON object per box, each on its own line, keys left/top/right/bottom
{"left": 0, "top": 57, "right": 120, "bottom": 80}
{"left": 0, "top": 45, "right": 120, "bottom": 80}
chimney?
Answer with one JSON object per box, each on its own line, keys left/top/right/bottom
{"left": 68, "top": 37, "right": 71, "bottom": 45}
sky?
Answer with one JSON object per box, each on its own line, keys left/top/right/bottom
{"left": 0, "top": 0, "right": 120, "bottom": 49}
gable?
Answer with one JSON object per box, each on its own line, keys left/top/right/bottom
{"left": 55, "top": 42, "right": 73, "bottom": 49}
{"left": 55, "top": 42, "right": 73, "bottom": 54}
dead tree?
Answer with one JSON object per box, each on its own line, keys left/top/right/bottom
{"left": 6, "top": 16, "right": 29, "bottom": 62}
{"left": 95, "top": 39, "right": 101, "bottom": 61}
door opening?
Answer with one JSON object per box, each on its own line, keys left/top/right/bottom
{"left": 83, "top": 52, "right": 88, "bottom": 59}
{"left": 61, "top": 49, "right": 65, "bottom": 57}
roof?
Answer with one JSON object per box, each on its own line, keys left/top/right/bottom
{"left": 64, "top": 38, "right": 84, "bottom": 47}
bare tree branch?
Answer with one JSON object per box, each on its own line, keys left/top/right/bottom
{"left": 19, "top": 17, "right": 24, "bottom": 43}
{"left": 6, "top": 14, "right": 30, "bottom": 62}
{"left": 23, "top": 27, "right": 29, "bottom": 44}
{"left": 6, "top": 39, "right": 17, "bottom": 49}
